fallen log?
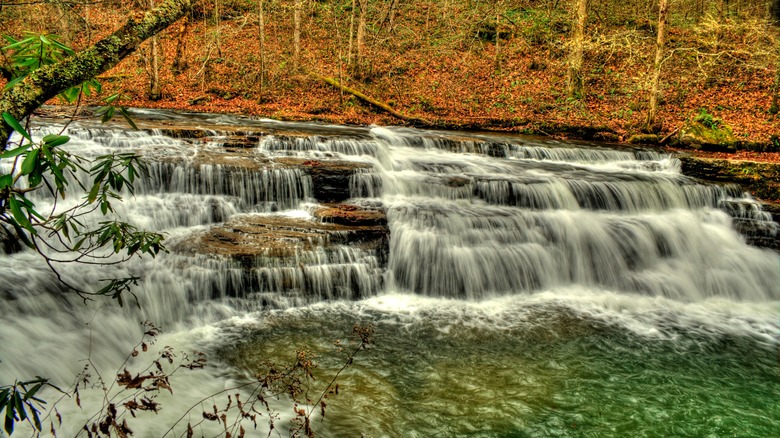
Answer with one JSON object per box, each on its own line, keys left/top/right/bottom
{"left": 309, "top": 71, "right": 432, "bottom": 126}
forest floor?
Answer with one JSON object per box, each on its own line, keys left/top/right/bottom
{"left": 6, "top": 2, "right": 780, "bottom": 166}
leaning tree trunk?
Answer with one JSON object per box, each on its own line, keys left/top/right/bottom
{"left": 0, "top": 0, "right": 191, "bottom": 147}
{"left": 646, "top": 0, "right": 668, "bottom": 131}
{"left": 566, "top": 0, "right": 587, "bottom": 99}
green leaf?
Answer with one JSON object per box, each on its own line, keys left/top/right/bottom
{"left": 31, "top": 408, "right": 41, "bottom": 431}
{"left": 1, "top": 36, "right": 32, "bottom": 50}
{"left": 87, "top": 183, "right": 100, "bottom": 203}
{"left": 0, "top": 146, "right": 29, "bottom": 159}
{"left": 59, "top": 86, "right": 81, "bottom": 103}
{"left": 28, "top": 170, "right": 42, "bottom": 187}
{"left": 0, "top": 387, "right": 10, "bottom": 403}
{"left": 120, "top": 107, "right": 138, "bottom": 130}
{"left": 2, "top": 34, "right": 19, "bottom": 44}
{"left": 73, "top": 237, "right": 86, "bottom": 252}
{"left": 22, "top": 383, "right": 43, "bottom": 402}
{"left": 101, "top": 106, "right": 115, "bottom": 123}
{"left": 4, "top": 412, "right": 13, "bottom": 435}
{"left": 12, "top": 392, "right": 25, "bottom": 422}
{"left": 9, "top": 196, "right": 35, "bottom": 234}
{"left": 42, "top": 134, "right": 70, "bottom": 148}
{"left": 103, "top": 93, "right": 120, "bottom": 104}
{"left": 21, "top": 149, "right": 38, "bottom": 175}
{"left": 1, "top": 112, "right": 31, "bottom": 142}
{"left": 2, "top": 76, "right": 24, "bottom": 90}
{"left": 0, "top": 174, "right": 12, "bottom": 189}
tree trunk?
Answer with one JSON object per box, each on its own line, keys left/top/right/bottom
{"left": 0, "top": 0, "right": 191, "bottom": 147}
{"left": 348, "top": 0, "right": 356, "bottom": 66}
{"left": 646, "top": 0, "right": 668, "bottom": 131}
{"left": 148, "top": 0, "right": 162, "bottom": 101}
{"left": 293, "top": 0, "right": 303, "bottom": 72}
{"left": 310, "top": 71, "right": 431, "bottom": 125}
{"left": 378, "top": 0, "right": 400, "bottom": 32}
{"left": 149, "top": 35, "right": 162, "bottom": 100}
{"left": 258, "top": 0, "right": 266, "bottom": 95}
{"left": 214, "top": 0, "right": 222, "bottom": 56}
{"left": 770, "top": 46, "right": 780, "bottom": 114}
{"left": 356, "top": 0, "right": 368, "bottom": 70}
{"left": 494, "top": 2, "right": 501, "bottom": 73}
{"left": 566, "top": 0, "right": 587, "bottom": 99}
{"left": 388, "top": 0, "right": 399, "bottom": 30}
{"left": 768, "top": 0, "right": 780, "bottom": 114}
{"left": 171, "top": 14, "right": 190, "bottom": 74}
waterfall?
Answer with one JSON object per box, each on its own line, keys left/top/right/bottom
{"left": 1, "top": 111, "right": 778, "bottom": 436}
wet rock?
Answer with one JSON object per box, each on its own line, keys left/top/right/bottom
{"left": 680, "top": 156, "right": 780, "bottom": 250}
{"left": 174, "top": 208, "right": 389, "bottom": 267}
{"left": 313, "top": 203, "right": 387, "bottom": 227}
{"left": 0, "top": 224, "right": 21, "bottom": 254}
{"left": 679, "top": 157, "right": 780, "bottom": 201}
{"left": 172, "top": 206, "right": 389, "bottom": 301}
{"left": 288, "top": 159, "right": 373, "bottom": 203}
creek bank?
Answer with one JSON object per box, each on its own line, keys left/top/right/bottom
{"left": 626, "top": 118, "right": 780, "bottom": 153}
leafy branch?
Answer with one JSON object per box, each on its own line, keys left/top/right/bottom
{"left": 0, "top": 112, "right": 166, "bottom": 303}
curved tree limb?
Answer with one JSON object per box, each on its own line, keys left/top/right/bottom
{"left": 309, "top": 71, "right": 433, "bottom": 126}
{"left": 0, "top": 0, "right": 191, "bottom": 147}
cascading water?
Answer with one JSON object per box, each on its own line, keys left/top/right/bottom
{"left": 1, "top": 110, "right": 778, "bottom": 436}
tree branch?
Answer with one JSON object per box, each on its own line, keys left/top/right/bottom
{"left": 0, "top": 0, "right": 191, "bottom": 147}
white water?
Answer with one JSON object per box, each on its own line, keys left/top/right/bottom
{"left": 1, "top": 113, "right": 778, "bottom": 436}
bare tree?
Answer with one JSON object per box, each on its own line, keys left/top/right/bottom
{"left": 356, "top": 0, "right": 368, "bottom": 70}
{"left": 258, "top": 0, "right": 266, "bottom": 94}
{"left": 769, "top": 0, "right": 780, "bottom": 114}
{"left": 148, "top": 0, "right": 162, "bottom": 100}
{"left": 646, "top": 0, "right": 669, "bottom": 130}
{"left": 348, "top": 0, "right": 356, "bottom": 66}
{"left": 566, "top": 0, "right": 588, "bottom": 98}
{"left": 293, "top": 0, "right": 304, "bottom": 72}
{"left": 171, "top": 13, "right": 191, "bottom": 75}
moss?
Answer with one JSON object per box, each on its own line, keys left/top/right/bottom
{"left": 627, "top": 134, "right": 661, "bottom": 144}
{"left": 678, "top": 121, "right": 737, "bottom": 151}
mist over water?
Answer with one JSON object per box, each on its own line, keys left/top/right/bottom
{"left": 1, "top": 111, "right": 778, "bottom": 436}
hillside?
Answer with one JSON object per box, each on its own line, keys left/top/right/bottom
{"left": 3, "top": 0, "right": 780, "bottom": 147}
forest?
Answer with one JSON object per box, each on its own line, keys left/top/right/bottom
{"left": 1, "top": 1, "right": 779, "bottom": 437}
{"left": 2, "top": 0, "right": 780, "bottom": 150}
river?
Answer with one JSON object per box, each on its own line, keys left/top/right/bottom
{"left": 1, "top": 109, "right": 778, "bottom": 437}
